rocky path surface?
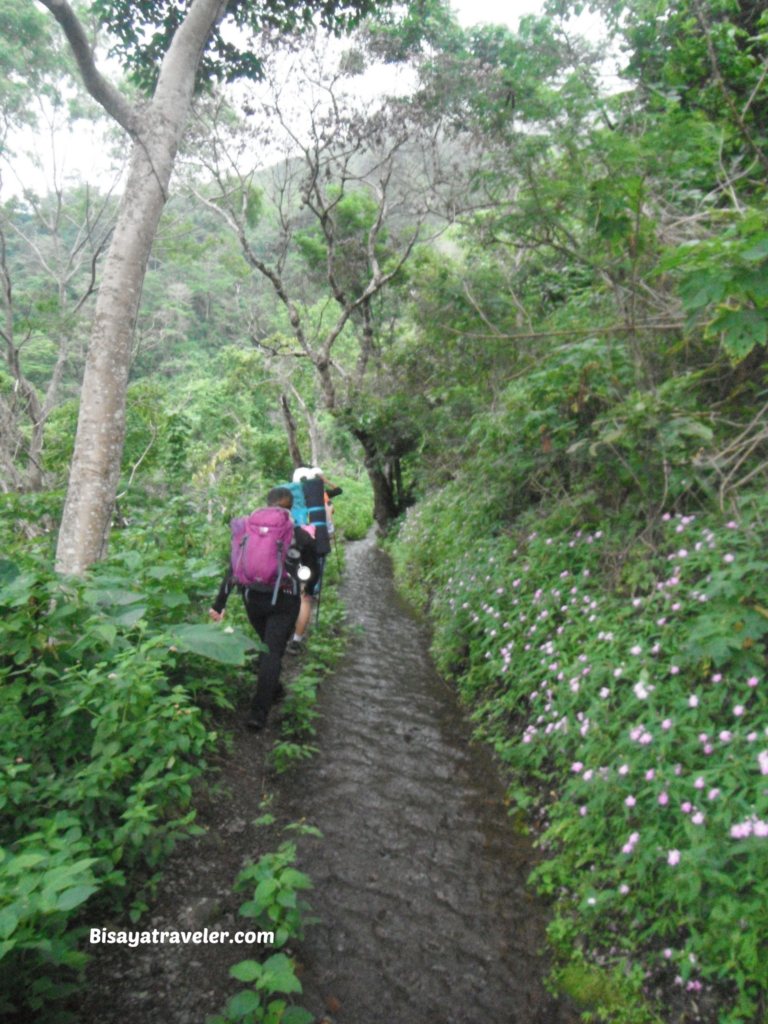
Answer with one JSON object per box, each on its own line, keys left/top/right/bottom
{"left": 276, "top": 536, "right": 577, "bottom": 1024}
{"left": 81, "top": 537, "right": 577, "bottom": 1024}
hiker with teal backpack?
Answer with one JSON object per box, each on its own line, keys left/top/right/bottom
{"left": 209, "top": 487, "right": 317, "bottom": 731}
{"left": 283, "top": 468, "right": 341, "bottom": 653}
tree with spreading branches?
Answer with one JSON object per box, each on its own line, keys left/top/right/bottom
{"left": 36, "top": 0, "right": 386, "bottom": 572}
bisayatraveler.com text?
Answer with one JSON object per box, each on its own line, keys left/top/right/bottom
{"left": 90, "top": 927, "right": 274, "bottom": 947}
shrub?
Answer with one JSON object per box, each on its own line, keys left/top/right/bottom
{"left": 392, "top": 491, "right": 768, "bottom": 1022}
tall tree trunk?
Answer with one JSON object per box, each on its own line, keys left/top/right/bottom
{"left": 353, "top": 427, "right": 397, "bottom": 535}
{"left": 280, "top": 392, "right": 305, "bottom": 469}
{"left": 52, "top": 0, "right": 227, "bottom": 573}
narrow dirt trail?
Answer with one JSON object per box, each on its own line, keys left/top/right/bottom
{"left": 80, "top": 537, "right": 578, "bottom": 1024}
{"left": 279, "top": 536, "right": 578, "bottom": 1024}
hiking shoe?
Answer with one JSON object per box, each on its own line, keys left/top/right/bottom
{"left": 274, "top": 684, "right": 287, "bottom": 702}
{"left": 286, "top": 640, "right": 303, "bottom": 656}
{"left": 246, "top": 718, "right": 265, "bottom": 732}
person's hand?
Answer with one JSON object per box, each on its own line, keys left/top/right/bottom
{"left": 209, "top": 608, "right": 224, "bottom": 623}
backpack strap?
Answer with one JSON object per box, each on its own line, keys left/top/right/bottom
{"left": 271, "top": 541, "right": 284, "bottom": 605}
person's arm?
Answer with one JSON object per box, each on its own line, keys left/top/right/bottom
{"left": 319, "top": 472, "right": 342, "bottom": 498}
{"left": 209, "top": 569, "right": 235, "bottom": 621}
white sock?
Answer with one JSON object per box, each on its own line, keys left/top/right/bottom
{"left": 292, "top": 634, "right": 304, "bottom": 643}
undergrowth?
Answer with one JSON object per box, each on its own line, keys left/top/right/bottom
{"left": 388, "top": 339, "right": 768, "bottom": 1024}
{"left": 269, "top": 547, "right": 347, "bottom": 773}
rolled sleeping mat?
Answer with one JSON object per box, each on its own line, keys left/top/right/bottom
{"left": 301, "top": 477, "right": 331, "bottom": 555}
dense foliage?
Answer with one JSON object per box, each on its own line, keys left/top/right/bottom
{"left": 0, "top": 477, "right": 369, "bottom": 1020}
{"left": 3, "top": 0, "right": 768, "bottom": 1018}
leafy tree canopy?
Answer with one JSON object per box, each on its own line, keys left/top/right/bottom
{"left": 91, "top": 0, "right": 396, "bottom": 90}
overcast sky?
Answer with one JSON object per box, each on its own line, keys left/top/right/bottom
{"left": 451, "top": 0, "right": 541, "bottom": 27}
{"left": 5, "top": 0, "right": 612, "bottom": 197}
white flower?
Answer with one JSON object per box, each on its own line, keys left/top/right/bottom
{"left": 224, "top": 626, "right": 234, "bottom": 634}
{"left": 633, "top": 682, "right": 649, "bottom": 700}
{"left": 688, "top": 695, "right": 699, "bottom": 708}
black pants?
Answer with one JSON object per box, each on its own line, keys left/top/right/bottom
{"left": 242, "top": 588, "right": 301, "bottom": 725}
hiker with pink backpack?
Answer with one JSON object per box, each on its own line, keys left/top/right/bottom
{"left": 208, "top": 486, "right": 318, "bottom": 731}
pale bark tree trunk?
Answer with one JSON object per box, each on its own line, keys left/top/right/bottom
{"left": 42, "top": 0, "right": 228, "bottom": 572}
{"left": 280, "top": 392, "right": 305, "bottom": 469}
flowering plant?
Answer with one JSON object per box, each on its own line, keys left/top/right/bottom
{"left": 394, "top": 495, "right": 768, "bottom": 1022}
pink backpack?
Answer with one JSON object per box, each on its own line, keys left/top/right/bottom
{"left": 230, "top": 507, "right": 295, "bottom": 602}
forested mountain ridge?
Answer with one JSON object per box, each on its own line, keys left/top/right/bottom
{"left": 1, "top": 0, "right": 768, "bottom": 1019}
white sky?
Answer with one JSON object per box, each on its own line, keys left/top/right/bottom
{"left": 4, "top": 0, "right": 613, "bottom": 198}
{"left": 452, "top": 0, "right": 541, "bottom": 27}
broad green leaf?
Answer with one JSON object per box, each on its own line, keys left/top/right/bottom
{"left": 254, "top": 878, "right": 279, "bottom": 903}
{"left": 258, "top": 954, "right": 302, "bottom": 995}
{"left": 742, "top": 237, "right": 768, "bottom": 262}
{"left": 168, "top": 624, "right": 259, "bottom": 665}
{"left": 282, "top": 1007, "right": 314, "bottom": 1024}
{"left": 733, "top": 266, "right": 768, "bottom": 305}
{"left": 713, "top": 307, "right": 768, "bottom": 362}
{"left": 146, "top": 566, "right": 178, "bottom": 580}
{"left": 0, "top": 573, "right": 36, "bottom": 607}
{"left": 4, "top": 853, "right": 46, "bottom": 874}
{"left": 0, "top": 907, "right": 19, "bottom": 940}
{"left": 679, "top": 270, "right": 726, "bottom": 311}
{"left": 225, "top": 989, "right": 262, "bottom": 1019}
{"left": 114, "top": 606, "right": 147, "bottom": 628}
{"left": 55, "top": 885, "right": 98, "bottom": 912}
{"left": 82, "top": 588, "right": 147, "bottom": 607}
{"left": 279, "top": 869, "right": 313, "bottom": 890}
{"left": 93, "top": 624, "right": 118, "bottom": 645}
{"left": 229, "top": 959, "right": 263, "bottom": 982}
{"left": 0, "top": 560, "right": 19, "bottom": 586}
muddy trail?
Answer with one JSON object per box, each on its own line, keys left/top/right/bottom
{"left": 81, "top": 537, "right": 578, "bottom": 1024}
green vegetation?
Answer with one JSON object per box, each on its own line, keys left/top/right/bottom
{"left": 269, "top": 570, "right": 346, "bottom": 774}
{"left": 380, "top": 2, "right": 768, "bottom": 1020}
{"left": 2, "top": 0, "right": 768, "bottom": 1017}
{"left": 208, "top": 817, "right": 320, "bottom": 1024}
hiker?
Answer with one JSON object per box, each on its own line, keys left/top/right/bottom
{"left": 286, "top": 469, "right": 342, "bottom": 653}
{"left": 209, "top": 486, "right": 317, "bottom": 731}
{"left": 287, "top": 532, "right": 321, "bottom": 655}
